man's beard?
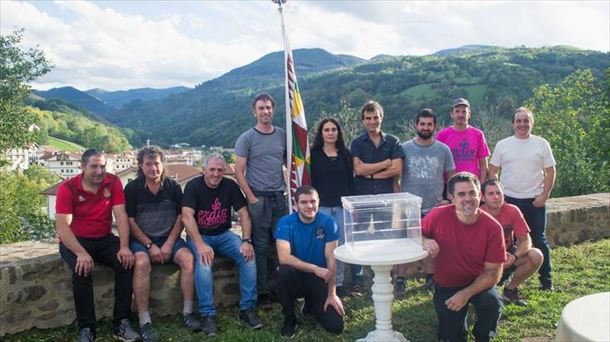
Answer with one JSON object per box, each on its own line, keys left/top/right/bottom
{"left": 417, "top": 130, "right": 433, "bottom": 140}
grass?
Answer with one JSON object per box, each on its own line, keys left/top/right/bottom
{"left": 45, "top": 136, "right": 84, "bottom": 152}
{"left": 5, "top": 239, "right": 609, "bottom": 342}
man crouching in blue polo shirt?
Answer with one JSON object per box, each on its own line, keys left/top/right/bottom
{"left": 275, "top": 185, "right": 344, "bottom": 338}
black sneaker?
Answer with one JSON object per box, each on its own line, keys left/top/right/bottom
{"left": 539, "top": 279, "right": 554, "bottom": 291}
{"left": 502, "top": 287, "right": 527, "bottom": 306}
{"left": 351, "top": 283, "right": 364, "bottom": 297}
{"left": 78, "top": 327, "right": 95, "bottom": 342}
{"left": 280, "top": 316, "right": 298, "bottom": 338}
{"left": 394, "top": 278, "right": 406, "bottom": 299}
{"left": 239, "top": 309, "right": 263, "bottom": 330}
{"left": 258, "top": 293, "right": 274, "bottom": 310}
{"left": 201, "top": 315, "right": 218, "bottom": 336}
{"left": 112, "top": 319, "right": 140, "bottom": 342}
{"left": 183, "top": 313, "right": 202, "bottom": 332}
{"left": 423, "top": 276, "right": 436, "bottom": 291}
{"left": 300, "top": 300, "right": 312, "bottom": 317}
{"left": 140, "top": 323, "right": 159, "bottom": 342}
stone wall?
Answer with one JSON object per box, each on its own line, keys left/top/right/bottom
{"left": 0, "top": 239, "right": 239, "bottom": 337}
{"left": 1, "top": 193, "right": 608, "bottom": 336}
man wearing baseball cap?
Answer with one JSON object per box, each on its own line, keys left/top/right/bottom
{"left": 437, "top": 98, "right": 490, "bottom": 182}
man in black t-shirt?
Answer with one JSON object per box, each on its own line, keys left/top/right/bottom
{"left": 182, "top": 153, "right": 262, "bottom": 336}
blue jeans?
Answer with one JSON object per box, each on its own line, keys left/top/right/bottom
{"left": 505, "top": 196, "right": 551, "bottom": 281}
{"left": 319, "top": 206, "right": 362, "bottom": 286}
{"left": 187, "top": 231, "right": 257, "bottom": 316}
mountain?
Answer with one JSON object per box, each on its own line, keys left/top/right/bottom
{"left": 109, "top": 45, "right": 609, "bottom": 148}
{"left": 85, "top": 87, "right": 191, "bottom": 108}
{"left": 34, "top": 86, "right": 118, "bottom": 118}
{"left": 432, "top": 45, "right": 495, "bottom": 56}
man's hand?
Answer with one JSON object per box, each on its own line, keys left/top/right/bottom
{"left": 445, "top": 290, "right": 470, "bottom": 311}
{"left": 423, "top": 239, "right": 440, "bottom": 257}
{"left": 324, "top": 294, "right": 345, "bottom": 316}
{"left": 197, "top": 243, "right": 215, "bottom": 266}
{"left": 159, "top": 241, "right": 173, "bottom": 263}
{"left": 248, "top": 197, "right": 259, "bottom": 204}
{"left": 75, "top": 252, "right": 94, "bottom": 277}
{"left": 148, "top": 244, "right": 164, "bottom": 264}
{"left": 503, "top": 254, "right": 517, "bottom": 269}
{"left": 532, "top": 193, "right": 548, "bottom": 208}
{"left": 117, "top": 247, "right": 135, "bottom": 269}
{"left": 313, "top": 266, "right": 332, "bottom": 283}
{"left": 240, "top": 241, "right": 255, "bottom": 262}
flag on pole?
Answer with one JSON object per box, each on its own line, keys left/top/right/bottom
{"left": 277, "top": 3, "right": 311, "bottom": 212}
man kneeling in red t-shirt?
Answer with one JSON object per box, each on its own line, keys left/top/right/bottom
{"left": 481, "top": 180, "right": 544, "bottom": 307}
{"left": 422, "top": 172, "right": 506, "bottom": 342}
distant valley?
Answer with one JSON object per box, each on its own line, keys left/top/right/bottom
{"left": 32, "top": 45, "right": 609, "bottom": 149}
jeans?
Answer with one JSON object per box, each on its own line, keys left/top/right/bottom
{"left": 318, "top": 206, "right": 363, "bottom": 286}
{"left": 59, "top": 235, "right": 133, "bottom": 330}
{"left": 187, "top": 231, "right": 257, "bottom": 316}
{"left": 505, "top": 196, "right": 551, "bottom": 281}
{"left": 276, "top": 265, "right": 344, "bottom": 334}
{"left": 433, "top": 285, "right": 503, "bottom": 342}
{"left": 248, "top": 193, "right": 287, "bottom": 295}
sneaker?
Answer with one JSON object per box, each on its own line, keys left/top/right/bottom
{"left": 201, "top": 315, "right": 218, "bottom": 336}
{"left": 351, "top": 283, "right": 363, "bottom": 297}
{"left": 502, "top": 287, "right": 527, "bottom": 306}
{"left": 239, "top": 309, "right": 263, "bottom": 330}
{"left": 394, "top": 278, "right": 406, "bottom": 299}
{"left": 280, "top": 316, "right": 298, "bottom": 338}
{"left": 182, "top": 313, "right": 202, "bottom": 332}
{"left": 78, "top": 327, "right": 95, "bottom": 342}
{"left": 539, "top": 279, "right": 554, "bottom": 291}
{"left": 336, "top": 285, "right": 347, "bottom": 298}
{"left": 112, "top": 319, "right": 140, "bottom": 342}
{"left": 300, "top": 300, "right": 312, "bottom": 317}
{"left": 423, "top": 276, "right": 436, "bottom": 291}
{"left": 140, "top": 323, "right": 159, "bottom": 342}
{"left": 258, "top": 293, "right": 274, "bottom": 310}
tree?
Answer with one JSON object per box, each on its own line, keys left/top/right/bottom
{"left": 0, "top": 29, "right": 52, "bottom": 156}
{"left": 524, "top": 68, "right": 610, "bottom": 196}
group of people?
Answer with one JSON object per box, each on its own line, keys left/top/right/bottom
{"left": 56, "top": 93, "right": 555, "bottom": 342}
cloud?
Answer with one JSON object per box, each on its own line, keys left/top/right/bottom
{"left": 1, "top": 0, "right": 608, "bottom": 91}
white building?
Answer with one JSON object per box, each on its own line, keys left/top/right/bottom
{"left": 45, "top": 152, "right": 81, "bottom": 179}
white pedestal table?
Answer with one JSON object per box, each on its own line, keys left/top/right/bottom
{"left": 334, "top": 239, "right": 428, "bottom": 342}
{"left": 555, "top": 292, "right": 609, "bottom": 341}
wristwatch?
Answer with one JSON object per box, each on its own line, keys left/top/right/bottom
{"left": 241, "top": 238, "right": 253, "bottom": 245}
{"left": 145, "top": 242, "right": 153, "bottom": 250}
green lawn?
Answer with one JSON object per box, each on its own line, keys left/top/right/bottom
{"left": 6, "top": 239, "right": 609, "bottom": 342}
{"left": 45, "top": 136, "right": 85, "bottom": 152}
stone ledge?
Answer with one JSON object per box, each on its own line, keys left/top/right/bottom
{"left": 0, "top": 239, "right": 239, "bottom": 336}
{"left": 1, "top": 193, "right": 608, "bottom": 337}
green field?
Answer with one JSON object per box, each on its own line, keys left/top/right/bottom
{"left": 5, "top": 239, "right": 609, "bottom": 342}
{"left": 45, "top": 136, "right": 85, "bottom": 152}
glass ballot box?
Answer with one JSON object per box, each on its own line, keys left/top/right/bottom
{"left": 341, "top": 192, "right": 423, "bottom": 261}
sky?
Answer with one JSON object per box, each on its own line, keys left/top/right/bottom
{"left": 2, "top": 0, "right": 609, "bottom": 91}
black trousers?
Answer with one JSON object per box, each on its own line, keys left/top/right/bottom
{"left": 276, "top": 265, "right": 344, "bottom": 334}
{"left": 433, "top": 285, "right": 503, "bottom": 342}
{"left": 59, "top": 234, "right": 133, "bottom": 330}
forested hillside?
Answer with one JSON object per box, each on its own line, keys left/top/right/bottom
{"left": 26, "top": 99, "right": 132, "bottom": 153}
{"left": 110, "top": 46, "right": 609, "bottom": 147}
